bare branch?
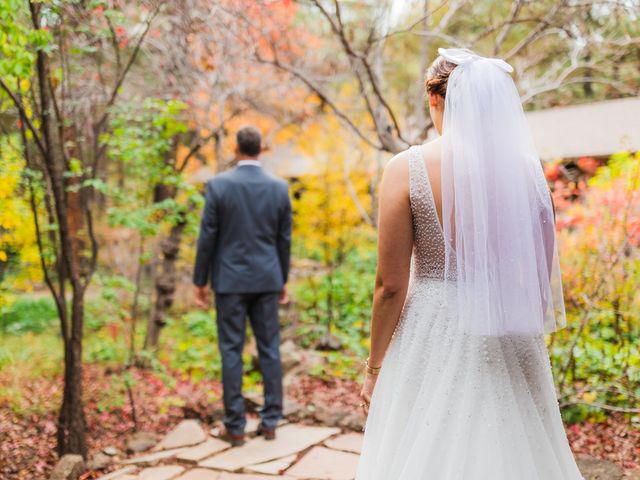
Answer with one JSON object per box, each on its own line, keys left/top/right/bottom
{"left": 105, "top": 14, "right": 123, "bottom": 75}
{"left": 413, "top": 30, "right": 467, "bottom": 47}
{"left": 0, "top": 79, "right": 48, "bottom": 158}
{"left": 494, "top": 0, "right": 524, "bottom": 55}
{"left": 371, "top": 1, "right": 450, "bottom": 43}
{"left": 503, "top": 1, "right": 567, "bottom": 60}
{"left": 311, "top": 0, "right": 409, "bottom": 149}
{"left": 177, "top": 128, "right": 224, "bottom": 174}
{"left": 94, "top": 4, "right": 160, "bottom": 135}
{"left": 432, "top": 0, "right": 467, "bottom": 36}
{"left": 255, "top": 52, "right": 383, "bottom": 151}
{"left": 344, "top": 158, "right": 374, "bottom": 226}
{"left": 522, "top": 76, "right": 636, "bottom": 104}
{"left": 10, "top": 119, "right": 68, "bottom": 340}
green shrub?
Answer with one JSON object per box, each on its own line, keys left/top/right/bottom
{"left": 294, "top": 249, "right": 375, "bottom": 356}
{"left": 551, "top": 151, "right": 640, "bottom": 418}
{"left": 0, "top": 296, "right": 57, "bottom": 334}
{"left": 161, "top": 312, "right": 222, "bottom": 382}
{"left": 184, "top": 310, "right": 217, "bottom": 338}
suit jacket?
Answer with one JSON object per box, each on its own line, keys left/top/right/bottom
{"left": 193, "top": 164, "right": 292, "bottom": 294}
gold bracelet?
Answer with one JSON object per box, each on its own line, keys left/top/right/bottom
{"left": 365, "top": 358, "right": 382, "bottom": 375}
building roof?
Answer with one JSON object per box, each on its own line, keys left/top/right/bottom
{"left": 525, "top": 96, "right": 640, "bottom": 160}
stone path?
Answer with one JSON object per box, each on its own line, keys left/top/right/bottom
{"left": 90, "top": 419, "right": 640, "bottom": 480}
{"left": 96, "top": 419, "right": 363, "bottom": 480}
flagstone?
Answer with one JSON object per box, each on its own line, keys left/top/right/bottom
{"left": 199, "top": 424, "right": 340, "bottom": 471}
{"left": 245, "top": 417, "right": 260, "bottom": 435}
{"left": 245, "top": 454, "right": 297, "bottom": 475}
{"left": 155, "top": 420, "right": 208, "bottom": 450}
{"left": 137, "top": 465, "right": 185, "bottom": 480}
{"left": 176, "top": 438, "right": 230, "bottom": 463}
{"left": 96, "top": 466, "right": 138, "bottom": 480}
{"left": 174, "top": 469, "right": 221, "bottom": 480}
{"left": 286, "top": 446, "right": 359, "bottom": 480}
{"left": 218, "top": 473, "right": 295, "bottom": 480}
{"left": 176, "top": 470, "right": 294, "bottom": 480}
{"left": 324, "top": 432, "right": 364, "bottom": 454}
{"left": 119, "top": 447, "right": 189, "bottom": 465}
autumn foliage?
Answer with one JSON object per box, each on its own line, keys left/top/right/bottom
{"left": 0, "top": 0, "right": 639, "bottom": 477}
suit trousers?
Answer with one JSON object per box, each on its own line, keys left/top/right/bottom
{"left": 214, "top": 292, "right": 283, "bottom": 435}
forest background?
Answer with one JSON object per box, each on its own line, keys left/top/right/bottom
{"left": 0, "top": 0, "right": 638, "bottom": 478}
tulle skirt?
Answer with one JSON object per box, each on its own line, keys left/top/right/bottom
{"left": 356, "top": 277, "right": 583, "bottom": 480}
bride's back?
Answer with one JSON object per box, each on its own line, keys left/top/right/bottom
{"left": 405, "top": 140, "right": 448, "bottom": 281}
{"left": 421, "top": 138, "right": 443, "bottom": 226}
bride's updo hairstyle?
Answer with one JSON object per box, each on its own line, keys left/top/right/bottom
{"left": 425, "top": 56, "right": 457, "bottom": 98}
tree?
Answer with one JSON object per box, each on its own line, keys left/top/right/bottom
{"left": 102, "top": 98, "right": 204, "bottom": 351}
{"left": 0, "top": 0, "right": 159, "bottom": 456}
{"left": 292, "top": 115, "right": 375, "bottom": 347}
{"left": 236, "top": 0, "right": 639, "bottom": 154}
{"left": 134, "top": 0, "right": 314, "bottom": 348}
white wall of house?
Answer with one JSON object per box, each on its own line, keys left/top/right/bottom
{"left": 526, "top": 96, "right": 640, "bottom": 161}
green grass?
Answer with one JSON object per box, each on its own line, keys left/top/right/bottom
{"left": 0, "top": 329, "right": 62, "bottom": 373}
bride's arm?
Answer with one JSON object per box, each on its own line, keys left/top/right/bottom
{"left": 368, "top": 154, "right": 414, "bottom": 369}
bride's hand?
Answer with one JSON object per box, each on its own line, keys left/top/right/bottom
{"left": 360, "top": 373, "right": 379, "bottom": 415}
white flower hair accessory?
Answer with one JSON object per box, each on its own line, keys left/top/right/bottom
{"left": 438, "top": 47, "right": 514, "bottom": 73}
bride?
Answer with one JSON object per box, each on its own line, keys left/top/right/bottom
{"left": 356, "top": 48, "right": 584, "bottom": 479}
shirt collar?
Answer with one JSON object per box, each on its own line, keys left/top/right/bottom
{"left": 237, "top": 159, "right": 262, "bottom": 168}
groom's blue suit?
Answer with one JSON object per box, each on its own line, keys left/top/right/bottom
{"left": 194, "top": 161, "right": 292, "bottom": 435}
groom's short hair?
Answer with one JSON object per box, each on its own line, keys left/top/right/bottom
{"left": 237, "top": 126, "right": 262, "bottom": 157}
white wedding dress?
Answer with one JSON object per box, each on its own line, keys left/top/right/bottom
{"left": 356, "top": 146, "right": 584, "bottom": 480}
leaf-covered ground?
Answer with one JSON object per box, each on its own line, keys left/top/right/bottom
{"left": 0, "top": 365, "right": 637, "bottom": 479}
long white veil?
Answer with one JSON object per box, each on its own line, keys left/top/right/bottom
{"left": 438, "top": 48, "right": 566, "bottom": 336}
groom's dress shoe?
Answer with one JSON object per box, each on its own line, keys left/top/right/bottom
{"left": 220, "top": 428, "right": 246, "bottom": 447}
{"left": 256, "top": 424, "right": 276, "bottom": 441}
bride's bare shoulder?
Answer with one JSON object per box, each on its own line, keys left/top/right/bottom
{"left": 381, "top": 148, "right": 412, "bottom": 193}
{"left": 383, "top": 148, "right": 412, "bottom": 176}
{"left": 385, "top": 148, "right": 411, "bottom": 168}
{"left": 421, "top": 137, "right": 443, "bottom": 165}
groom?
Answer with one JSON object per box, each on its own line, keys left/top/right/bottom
{"left": 193, "top": 126, "right": 292, "bottom": 446}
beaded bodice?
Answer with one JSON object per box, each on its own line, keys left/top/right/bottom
{"left": 408, "top": 146, "right": 447, "bottom": 280}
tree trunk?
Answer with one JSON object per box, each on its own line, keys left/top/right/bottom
{"left": 31, "top": 15, "right": 89, "bottom": 457}
{"left": 144, "top": 139, "right": 193, "bottom": 350}
{"left": 129, "top": 236, "right": 145, "bottom": 364}
{"left": 57, "top": 292, "right": 87, "bottom": 457}
{"left": 144, "top": 214, "right": 188, "bottom": 349}
{"left": 214, "top": 128, "right": 226, "bottom": 173}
